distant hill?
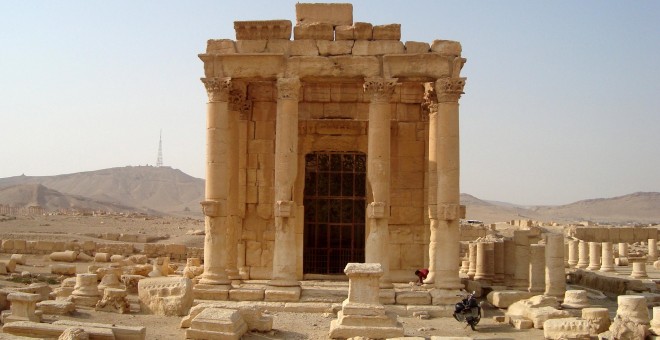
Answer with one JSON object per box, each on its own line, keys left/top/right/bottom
{"left": 0, "top": 166, "right": 204, "bottom": 216}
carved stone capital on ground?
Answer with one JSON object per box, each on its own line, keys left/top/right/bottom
{"left": 200, "top": 200, "right": 227, "bottom": 217}
{"left": 363, "top": 77, "right": 397, "bottom": 103}
{"left": 274, "top": 200, "right": 295, "bottom": 218}
{"left": 367, "top": 202, "right": 386, "bottom": 219}
{"left": 201, "top": 77, "right": 232, "bottom": 102}
{"left": 435, "top": 77, "right": 466, "bottom": 103}
{"left": 438, "top": 203, "right": 460, "bottom": 221}
{"left": 276, "top": 77, "right": 301, "bottom": 101}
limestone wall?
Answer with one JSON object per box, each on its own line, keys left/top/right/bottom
{"left": 566, "top": 227, "right": 660, "bottom": 243}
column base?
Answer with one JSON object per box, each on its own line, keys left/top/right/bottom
{"left": 430, "top": 288, "right": 464, "bottom": 305}
{"left": 198, "top": 275, "right": 232, "bottom": 286}
{"left": 193, "top": 284, "right": 230, "bottom": 300}
{"left": 264, "top": 286, "right": 301, "bottom": 302}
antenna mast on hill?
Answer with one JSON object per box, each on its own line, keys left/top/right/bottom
{"left": 156, "top": 129, "right": 163, "bottom": 167}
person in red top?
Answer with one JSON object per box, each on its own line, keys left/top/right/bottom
{"left": 415, "top": 268, "right": 429, "bottom": 285}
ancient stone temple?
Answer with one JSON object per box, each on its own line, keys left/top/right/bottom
{"left": 198, "top": 3, "right": 466, "bottom": 296}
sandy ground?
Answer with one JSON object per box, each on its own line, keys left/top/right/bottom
{"left": 0, "top": 215, "right": 620, "bottom": 339}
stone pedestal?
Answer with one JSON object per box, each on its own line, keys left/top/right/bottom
{"left": 577, "top": 240, "right": 589, "bottom": 269}
{"left": 582, "top": 307, "right": 610, "bottom": 335}
{"left": 567, "top": 239, "right": 579, "bottom": 268}
{"left": 513, "top": 230, "right": 530, "bottom": 290}
{"left": 609, "top": 295, "right": 650, "bottom": 339}
{"left": 544, "top": 234, "right": 565, "bottom": 299}
{"left": 2, "top": 293, "right": 41, "bottom": 324}
{"left": 528, "top": 244, "right": 545, "bottom": 293}
{"left": 630, "top": 258, "right": 648, "bottom": 278}
{"left": 71, "top": 273, "right": 101, "bottom": 307}
{"left": 328, "top": 263, "right": 404, "bottom": 339}
{"left": 600, "top": 242, "right": 615, "bottom": 272}
{"left": 561, "top": 290, "right": 590, "bottom": 309}
{"left": 587, "top": 242, "right": 601, "bottom": 271}
{"left": 649, "top": 239, "right": 658, "bottom": 263}
{"left": 467, "top": 242, "right": 476, "bottom": 280}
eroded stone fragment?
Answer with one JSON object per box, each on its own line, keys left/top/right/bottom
{"left": 138, "top": 276, "right": 193, "bottom": 316}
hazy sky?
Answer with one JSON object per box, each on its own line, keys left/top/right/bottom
{"left": 1, "top": 1, "right": 658, "bottom": 205}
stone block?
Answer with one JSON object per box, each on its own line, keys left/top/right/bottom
{"left": 2, "top": 321, "right": 115, "bottom": 339}
{"left": 229, "top": 288, "right": 264, "bottom": 301}
{"left": 353, "top": 22, "right": 373, "bottom": 40}
{"left": 264, "top": 39, "right": 290, "bottom": 54}
{"left": 383, "top": 54, "right": 452, "bottom": 79}
{"left": 51, "top": 264, "right": 76, "bottom": 276}
{"left": 234, "top": 20, "right": 292, "bottom": 40}
{"left": 235, "top": 40, "right": 267, "bottom": 53}
{"left": 510, "top": 315, "right": 534, "bottom": 329}
{"left": 352, "top": 40, "right": 405, "bottom": 56}
{"left": 395, "top": 291, "right": 431, "bottom": 305}
{"left": 165, "top": 243, "right": 187, "bottom": 256}
{"left": 487, "top": 290, "right": 533, "bottom": 308}
{"left": 286, "top": 55, "right": 380, "bottom": 78}
{"left": 543, "top": 317, "right": 590, "bottom": 339}
{"left": 335, "top": 25, "right": 354, "bottom": 40}
{"left": 264, "top": 286, "right": 300, "bottom": 302}
{"left": 295, "top": 3, "right": 353, "bottom": 26}
{"left": 12, "top": 240, "right": 26, "bottom": 251}
{"left": 294, "top": 23, "right": 334, "bottom": 40}
{"left": 405, "top": 41, "right": 431, "bottom": 54}
{"left": 207, "top": 39, "right": 237, "bottom": 54}
{"left": 373, "top": 24, "right": 401, "bottom": 40}
{"left": 289, "top": 39, "right": 319, "bottom": 56}
{"left": 431, "top": 39, "right": 462, "bottom": 56}
{"left": 37, "top": 300, "right": 75, "bottom": 315}
{"left": 187, "top": 307, "right": 248, "bottom": 340}
{"left": 138, "top": 277, "right": 193, "bottom": 316}
{"left": 53, "top": 320, "right": 146, "bottom": 340}
{"left": 316, "top": 40, "right": 354, "bottom": 56}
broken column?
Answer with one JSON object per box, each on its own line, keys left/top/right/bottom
{"left": 364, "top": 77, "right": 397, "bottom": 289}
{"left": 609, "top": 295, "right": 650, "bottom": 339}
{"left": 328, "top": 263, "right": 404, "bottom": 339}
{"left": 577, "top": 240, "right": 589, "bottom": 269}
{"left": 600, "top": 242, "right": 615, "bottom": 272}
{"left": 528, "top": 244, "right": 545, "bottom": 294}
{"left": 567, "top": 239, "right": 578, "bottom": 268}
{"left": 544, "top": 234, "right": 566, "bottom": 299}
{"left": 630, "top": 258, "right": 648, "bottom": 278}
{"left": 467, "top": 242, "right": 477, "bottom": 280}
{"left": 587, "top": 242, "right": 601, "bottom": 271}
{"left": 71, "top": 273, "right": 101, "bottom": 307}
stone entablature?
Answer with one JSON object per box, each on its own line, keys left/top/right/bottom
{"left": 567, "top": 227, "right": 659, "bottom": 243}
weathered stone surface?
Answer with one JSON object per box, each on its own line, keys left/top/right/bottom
{"left": 207, "top": 39, "right": 237, "bottom": 54}
{"left": 295, "top": 3, "right": 353, "bottom": 26}
{"left": 294, "top": 23, "right": 334, "bottom": 40}
{"left": 352, "top": 40, "right": 405, "bottom": 56}
{"left": 383, "top": 54, "right": 451, "bottom": 79}
{"left": 54, "top": 319, "right": 146, "bottom": 340}
{"left": 50, "top": 250, "right": 79, "bottom": 262}
{"left": 372, "top": 24, "right": 401, "bottom": 40}
{"left": 582, "top": 307, "right": 611, "bottom": 335}
{"left": 201, "top": 54, "right": 285, "bottom": 79}
{"left": 58, "top": 327, "right": 90, "bottom": 340}
{"left": 486, "top": 290, "right": 533, "bottom": 308}
{"left": 543, "top": 317, "right": 590, "bottom": 339}
{"left": 506, "top": 295, "right": 570, "bottom": 329}
{"left": 138, "top": 277, "right": 193, "bottom": 316}
{"left": 562, "top": 290, "right": 590, "bottom": 309}
{"left": 285, "top": 56, "right": 380, "bottom": 78}
{"left": 10, "top": 254, "right": 27, "bottom": 265}
{"left": 335, "top": 25, "right": 354, "bottom": 40}
{"left": 289, "top": 40, "right": 319, "bottom": 56}
{"left": 353, "top": 22, "right": 373, "bottom": 40}
{"left": 395, "top": 291, "right": 431, "bottom": 305}
{"left": 186, "top": 307, "right": 248, "bottom": 340}
{"left": 431, "top": 40, "right": 462, "bottom": 56}
{"left": 316, "top": 40, "right": 354, "bottom": 56}
{"left": 2, "top": 321, "right": 113, "bottom": 340}
{"left": 405, "top": 41, "right": 430, "bottom": 54}
{"left": 95, "top": 288, "right": 130, "bottom": 314}
{"left": 234, "top": 20, "right": 292, "bottom": 40}
{"left": 37, "top": 300, "right": 76, "bottom": 315}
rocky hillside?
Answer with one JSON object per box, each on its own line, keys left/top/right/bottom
{"left": 0, "top": 166, "right": 204, "bottom": 216}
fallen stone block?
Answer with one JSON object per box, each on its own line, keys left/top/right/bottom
{"left": 186, "top": 307, "right": 248, "bottom": 340}
{"left": 37, "top": 300, "right": 76, "bottom": 315}
{"left": 54, "top": 319, "right": 146, "bottom": 340}
{"left": 138, "top": 276, "right": 192, "bottom": 316}
{"left": 2, "top": 321, "right": 114, "bottom": 340}
{"left": 50, "top": 250, "right": 79, "bottom": 262}
{"left": 10, "top": 254, "right": 27, "bottom": 265}
{"left": 543, "top": 317, "right": 591, "bottom": 339}
{"left": 51, "top": 264, "right": 77, "bottom": 276}
{"left": 486, "top": 290, "right": 532, "bottom": 308}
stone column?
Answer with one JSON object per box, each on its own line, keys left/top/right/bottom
{"left": 364, "top": 77, "right": 397, "bottom": 288}
{"left": 577, "top": 240, "right": 589, "bottom": 269}
{"left": 587, "top": 242, "right": 601, "bottom": 271}
{"left": 567, "top": 239, "right": 579, "bottom": 268}
{"left": 619, "top": 242, "right": 629, "bottom": 258}
{"left": 467, "top": 242, "right": 477, "bottom": 280}
{"left": 544, "top": 234, "right": 566, "bottom": 299}
{"left": 493, "top": 241, "right": 505, "bottom": 284}
{"left": 649, "top": 239, "right": 658, "bottom": 263}
{"left": 432, "top": 77, "right": 466, "bottom": 291}
{"left": 270, "top": 77, "right": 301, "bottom": 287}
{"left": 474, "top": 242, "right": 488, "bottom": 282}
{"left": 600, "top": 242, "right": 615, "bottom": 272}
{"left": 513, "top": 230, "right": 530, "bottom": 289}
{"left": 485, "top": 242, "right": 495, "bottom": 283}
{"left": 503, "top": 239, "right": 516, "bottom": 287}
{"left": 225, "top": 82, "right": 247, "bottom": 281}
{"left": 423, "top": 82, "right": 438, "bottom": 284}
{"left": 199, "top": 77, "right": 232, "bottom": 288}
{"left": 529, "top": 244, "right": 546, "bottom": 293}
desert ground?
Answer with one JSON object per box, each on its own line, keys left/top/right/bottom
{"left": 0, "top": 215, "right": 628, "bottom": 339}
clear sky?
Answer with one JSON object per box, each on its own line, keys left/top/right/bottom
{"left": 1, "top": 1, "right": 658, "bottom": 205}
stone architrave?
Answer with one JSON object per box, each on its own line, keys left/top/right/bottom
{"left": 423, "top": 82, "right": 439, "bottom": 284}
{"left": 199, "top": 77, "right": 233, "bottom": 291}
{"left": 2, "top": 292, "right": 41, "bottom": 324}
{"left": 328, "top": 263, "right": 404, "bottom": 339}
{"left": 600, "top": 242, "right": 615, "bottom": 272}
{"left": 567, "top": 239, "right": 579, "bottom": 267}
{"left": 71, "top": 274, "right": 101, "bottom": 307}
{"left": 432, "top": 77, "right": 465, "bottom": 292}
{"left": 513, "top": 230, "right": 530, "bottom": 290}
{"left": 269, "top": 77, "right": 302, "bottom": 289}
{"left": 649, "top": 239, "right": 658, "bottom": 263}
{"left": 587, "top": 242, "right": 601, "bottom": 271}
{"left": 363, "top": 77, "right": 397, "bottom": 289}
{"left": 528, "top": 244, "right": 545, "bottom": 294}
{"left": 138, "top": 277, "right": 193, "bottom": 316}
{"left": 577, "top": 240, "right": 589, "bottom": 269}
{"left": 503, "top": 239, "right": 516, "bottom": 286}
{"left": 544, "top": 234, "right": 566, "bottom": 299}
{"left": 609, "top": 295, "right": 650, "bottom": 339}
{"left": 467, "top": 242, "right": 477, "bottom": 280}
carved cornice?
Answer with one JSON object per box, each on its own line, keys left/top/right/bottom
{"left": 363, "top": 78, "right": 397, "bottom": 103}
{"left": 452, "top": 57, "right": 467, "bottom": 78}
{"left": 201, "top": 77, "right": 232, "bottom": 102}
{"left": 276, "top": 77, "right": 301, "bottom": 101}
{"left": 435, "top": 77, "right": 466, "bottom": 103}
{"left": 421, "top": 82, "right": 439, "bottom": 121}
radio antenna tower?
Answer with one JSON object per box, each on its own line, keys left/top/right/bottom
{"left": 156, "top": 129, "right": 163, "bottom": 167}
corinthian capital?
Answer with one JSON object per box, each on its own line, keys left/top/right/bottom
{"left": 421, "top": 82, "right": 439, "bottom": 120}
{"left": 435, "top": 77, "right": 466, "bottom": 103}
{"left": 202, "top": 77, "right": 232, "bottom": 102}
{"left": 276, "top": 77, "right": 301, "bottom": 101}
{"left": 363, "top": 78, "right": 397, "bottom": 103}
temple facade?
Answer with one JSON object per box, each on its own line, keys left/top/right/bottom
{"left": 198, "top": 3, "right": 466, "bottom": 298}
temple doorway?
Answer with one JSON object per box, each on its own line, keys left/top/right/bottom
{"left": 303, "top": 152, "right": 366, "bottom": 275}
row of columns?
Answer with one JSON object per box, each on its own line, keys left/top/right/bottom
{"left": 566, "top": 238, "right": 657, "bottom": 278}
{"left": 199, "top": 75, "right": 466, "bottom": 292}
